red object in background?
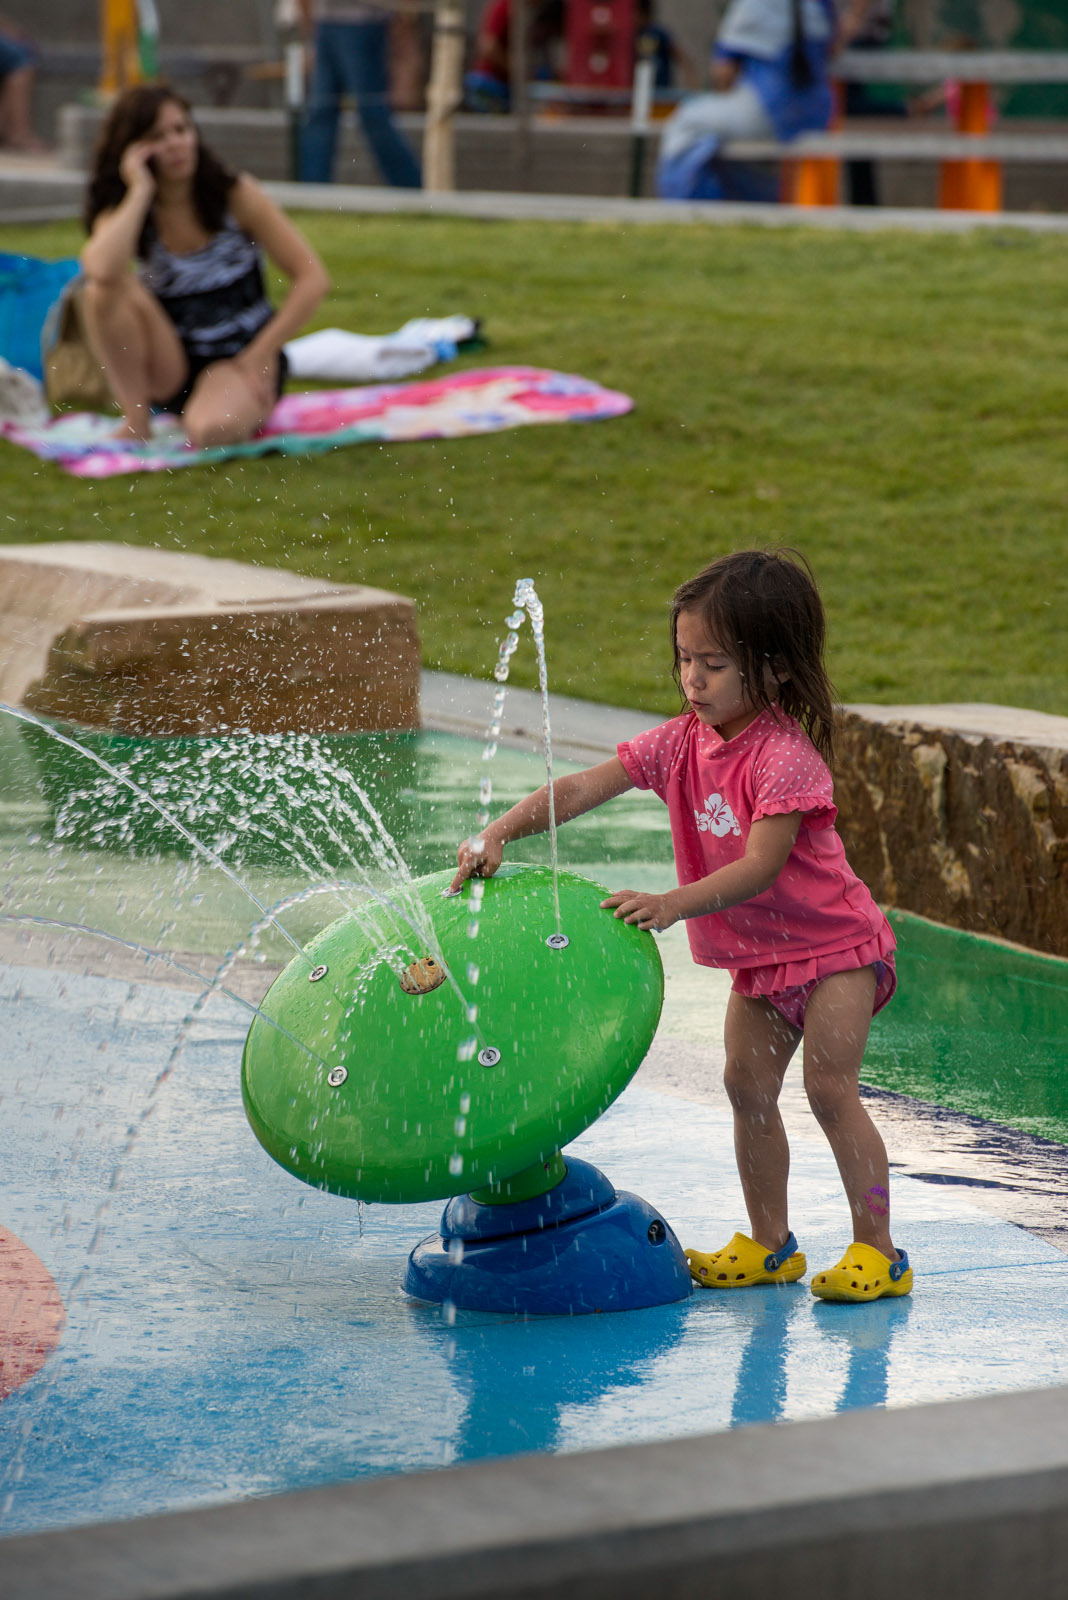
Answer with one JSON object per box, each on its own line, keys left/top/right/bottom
{"left": 566, "top": 0, "right": 635, "bottom": 89}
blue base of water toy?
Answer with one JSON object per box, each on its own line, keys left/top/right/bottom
{"left": 403, "top": 1158, "right": 694, "bottom": 1315}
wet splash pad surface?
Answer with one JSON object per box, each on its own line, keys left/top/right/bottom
{"left": 3, "top": 720, "right": 1068, "bottom": 1537}
{"left": 6, "top": 958, "right": 1068, "bottom": 1537}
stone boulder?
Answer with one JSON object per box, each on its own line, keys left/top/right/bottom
{"left": 0, "top": 543, "right": 419, "bottom": 735}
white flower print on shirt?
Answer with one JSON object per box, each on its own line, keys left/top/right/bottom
{"left": 694, "top": 792, "right": 741, "bottom": 837}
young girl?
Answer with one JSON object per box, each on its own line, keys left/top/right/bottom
{"left": 451, "top": 549, "right": 911, "bottom": 1304}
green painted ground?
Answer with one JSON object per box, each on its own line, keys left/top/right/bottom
{"left": 2, "top": 214, "right": 1068, "bottom": 719}
{"left": 6, "top": 713, "right": 1067, "bottom": 1143}
{"left": 869, "top": 911, "right": 1068, "bottom": 1143}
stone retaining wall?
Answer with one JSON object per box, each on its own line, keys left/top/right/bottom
{"left": 836, "top": 703, "right": 1068, "bottom": 960}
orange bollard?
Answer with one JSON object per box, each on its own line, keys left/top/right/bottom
{"left": 939, "top": 80, "right": 1002, "bottom": 212}
{"left": 784, "top": 80, "right": 841, "bottom": 207}
{"left": 99, "top": 0, "right": 143, "bottom": 99}
{"left": 789, "top": 155, "right": 840, "bottom": 205}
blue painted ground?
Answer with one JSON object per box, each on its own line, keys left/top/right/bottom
{"left": 3, "top": 959, "right": 1068, "bottom": 1538}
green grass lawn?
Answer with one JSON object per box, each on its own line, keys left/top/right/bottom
{"left": 3, "top": 213, "right": 1067, "bottom": 717}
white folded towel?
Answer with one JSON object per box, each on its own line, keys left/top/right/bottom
{"left": 284, "top": 315, "right": 479, "bottom": 383}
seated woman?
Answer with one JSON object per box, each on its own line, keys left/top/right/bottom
{"left": 81, "top": 85, "right": 329, "bottom": 446}
{"left": 656, "top": 0, "right": 834, "bottom": 201}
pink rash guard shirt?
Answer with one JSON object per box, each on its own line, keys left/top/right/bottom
{"left": 616, "top": 707, "right": 894, "bottom": 979}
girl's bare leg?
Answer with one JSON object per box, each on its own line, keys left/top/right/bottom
{"left": 80, "top": 275, "right": 187, "bottom": 441}
{"left": 181, "top": 357, "right": 276, "bottom": 450}
{"left": 802, "top": 967, "right": 896, "bottom": 1258}
{"left": 723, "top": 990, "right": 802, "bottom": 1250}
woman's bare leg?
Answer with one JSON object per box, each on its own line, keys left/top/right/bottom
{"left": 80, "top": 275, "right": 187, "bottom": 441}
{"left": 182, "top": 356, "right": 277, "bottom": 450}
{"left": 802, "top": 967, "right": 897, "bottom": 1257}
{"left": 723, "top": 990, "right": 802, "bottom": 1250}
{"left": 0, "top": 65, "right": 48, "bottom": 151}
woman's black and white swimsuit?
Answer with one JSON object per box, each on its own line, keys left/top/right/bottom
{"left": 139, "top": 213, "right": 286, "bottom": 411}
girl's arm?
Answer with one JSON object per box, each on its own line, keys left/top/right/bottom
{"left": 602, "top": 811, "right": 801, "bottom": 931}
{"left": 80, "top": 142, "right": 159, "bottom": 283}
{"left": 227, "top": 176, "right": 330, "bottom": 367}
{"left": 450, "top": 757, "right": 634, "bottom": 891}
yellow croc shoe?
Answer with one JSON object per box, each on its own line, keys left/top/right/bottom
{"left": 686, "top": 1231, "right": 806, "bottom": 1289}
{"left": 811, "top": 1244, "right": 912, "bottom": 1303}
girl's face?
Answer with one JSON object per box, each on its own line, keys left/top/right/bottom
{"left": 141, "top": 99, "right": 198, "bottom": 183}
{"left": 676, "top": 608, "right": 766, "bottom": 741}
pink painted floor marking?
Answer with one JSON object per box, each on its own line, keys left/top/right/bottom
{"left": 0, "top": 1228, "right": 64, "bottom": 1402}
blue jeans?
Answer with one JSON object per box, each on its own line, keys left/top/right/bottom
{"left": 301, "top": 20, "right": 421, "bottom": 189}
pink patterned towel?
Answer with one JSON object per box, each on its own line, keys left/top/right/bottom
{"left": 0, "top": 367, "right": 633, "bottom": 479}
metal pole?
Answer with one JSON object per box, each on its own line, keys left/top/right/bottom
{"left": 510, "top": 0, "right": 530, "bottom": 191}
{"left": 629, "top": 55, "right": 653, "bottom": 197}
{"left": 285, "top": 40, "right": 306, "bottom": 182}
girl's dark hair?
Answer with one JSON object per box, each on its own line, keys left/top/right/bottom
{"left": 789, "top": 0, "right": 815, "bottom": 88}
{"left": 84, "top": 85, "right": 237, "bottom": 254}
{"left": 671, "top": 548, "right": 837, "bottom": 761}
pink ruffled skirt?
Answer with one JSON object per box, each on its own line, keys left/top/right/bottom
{"left": 729, "top": 927, "right": 897, "bottom": 1033}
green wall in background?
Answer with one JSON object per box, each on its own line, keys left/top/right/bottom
{"left": 897, "top": 1, "right": 1068, "bottom": 117}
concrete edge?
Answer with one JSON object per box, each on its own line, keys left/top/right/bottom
{"left": 7, "top": 1382, "right": 1068, "bottom": 1597}
{"left": 4, "top": 171, "right": 1068, "bottom": 234}
{"left": 419, "top": 668, "right": 664, "bottom": 765}
{"left": 265, "top": 179, "right": 1068, "bottom": 233}
{"left": 420, "top": 674, "right": 1068, "bottom": 765}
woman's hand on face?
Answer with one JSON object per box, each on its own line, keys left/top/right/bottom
{"left": 600, "top": 888, "right": 679, "bottom": 932}
{"left": 119, "top": 139, "right": 161, "bottom": 193}
{"left": 448, "top": 832, "right": 503, "bottom": 894}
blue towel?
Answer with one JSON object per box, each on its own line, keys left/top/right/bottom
{"left": 0, "top": 252, "right": 80, "bottom": 381}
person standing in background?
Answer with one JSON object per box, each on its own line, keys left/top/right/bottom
{"left": 0, "top": 10, "right": 47, "bottom": 152}
{"left": 299, "top": 0, "right": 422, "bottom": 187}
{"left": 837, "top": 0, "right": 903, "bottom": 206}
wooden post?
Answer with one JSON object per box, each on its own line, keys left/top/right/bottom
{"left": 423, "top": 0, "right": 466, "bottom": 192}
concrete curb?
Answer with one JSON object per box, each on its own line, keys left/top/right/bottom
{"left": 267, "top": 179, "right": 1068, "bottom": 233}
{"left": 420, "top": 669, "right": 663, "bottom": 764}
{"left": 7, "top": 1383, "right": 1068, "bottom": 1597}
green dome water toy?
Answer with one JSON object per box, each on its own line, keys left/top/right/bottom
{"left": 241, "top": 863, "right": 693, "bottom": 1313}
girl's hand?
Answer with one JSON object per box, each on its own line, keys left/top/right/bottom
{"left": 449, "top": 831, "right": 504, "bottom": 894}
{"left": 600, "top": 889, "right": 679, "bottom": 932}
{"left": 119, "top": 139, "right": 160, "bottom": 192}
